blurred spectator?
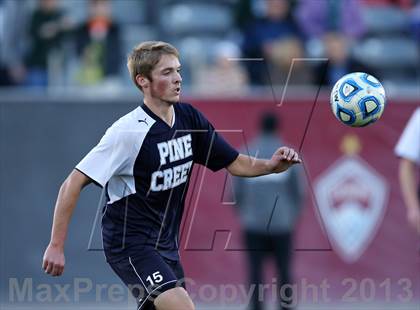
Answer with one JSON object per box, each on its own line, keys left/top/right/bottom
{"left": 234, "top": 113, "right": 305, "bottom": 310}
{"left": 24, "top": 0, "right": 71, "bottom": 87}
{"left": 410, "top": 1, "right": 420, "bottom": 39}
{"left": 296, "top": 0, "right": 365, "bottom": 39}
{"left": 234, "top": 0, "right": 264, "bottom": 32}
{"left": 266, "top": 37, "right": 313, "bottom": 86}
{"left": 241, "top": 0, "right": 310, "bottom": 85}
{"left": 313, "top": 32, "right": 373, "bottom": 86}
{"left": 234, "top": 0, "right": 255, "bottom": 32}
{"left": 395, "top": 107, "right": 420, "bottom": 234}
{"left": 0, "top": 0, "right": 26, "bottom": 86}
{"left": 296, "top": 0, "right": 368, "bottom": 86}
{"left": 74, "top": 0, "right": 121, "bottom": 86}
{"left": 193, "top": 41, "right": 248, "bottom": 96}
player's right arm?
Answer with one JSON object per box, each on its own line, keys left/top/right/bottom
{"left": 395, "top": 108, "right": 420, "bottom": 234}
{"left": 399, "top": 158, "right": 420, "bottom": 234}
{"left": 42, "top": 169, "right": 92, "bottom": 276}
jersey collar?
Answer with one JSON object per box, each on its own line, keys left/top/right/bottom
{"left": 140, "top": 101, "right": 176, "bottom": 129}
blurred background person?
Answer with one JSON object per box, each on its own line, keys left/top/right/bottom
{"left": 296, "top": 0, "right": 365, "bottom": 39}
{"left": 74, "top": 0, "right": 121, "bottom": 86}
{"left": 24, "top": 0, "right": 72, "bottom": 87}
{"left": 296, "top": 0, "right": 368, "bottom": 86}
{"left": 193, "top": 41, "right": 249, "bottom": 96}
{"left": 240, "top": 0, "right": 310, "bottom": 86}
{"left": 0, "top": 0, "right": 27, "bottom": 86}
{"left": 312, "top": 32, "right": 373, "bottom": 86}
{"left": 395, "top": 107, "right": 420, "bottom": 234}
{"left": 234, "top": 113, "right": 305, "bottom": 310}
{"left": 410, "top": 0, "right": 420, "bottom": 40}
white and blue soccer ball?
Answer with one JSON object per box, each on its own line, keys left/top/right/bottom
{"left": 330, "top": 72, "right": 386, "bottom": 127}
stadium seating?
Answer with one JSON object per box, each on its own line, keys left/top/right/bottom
{"left": 160, "top": 2, "right": 233, "bottom": 37}
{"left": 362, "top": 6, "right": 409, "bottom": 35}
{"left": 352, "top": 5, "right": 419, "bottom": 84}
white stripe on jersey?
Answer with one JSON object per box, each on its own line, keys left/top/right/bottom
{"left": 76, "top": 106, "right": 155, "bottom": 203}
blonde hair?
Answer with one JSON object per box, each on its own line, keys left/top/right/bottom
{"left": 127, "top": 41, "right": 179, "bottom": 91}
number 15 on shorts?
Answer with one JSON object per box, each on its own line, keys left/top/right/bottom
{"left": 146, "top": 271, "right": 163, "bottom": 286}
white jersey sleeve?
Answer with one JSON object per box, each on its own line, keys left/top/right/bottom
{"left": 395, "top": 107, "right": 420, "bottom": 164}
{"left": 76, "top": 126, "right": 134, "bottom": 187}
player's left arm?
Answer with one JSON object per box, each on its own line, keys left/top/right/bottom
{"left": 227, "top": 146, "right": 301, "bottom": 177}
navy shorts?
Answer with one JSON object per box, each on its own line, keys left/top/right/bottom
{"left": 108, "top": 249, "right": 186, "bottom": 310}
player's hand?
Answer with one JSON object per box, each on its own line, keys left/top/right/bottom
{"left": 407, "top": 207, "right": 420, "bottom": 234}
{"left": 42, "top": 244, "right": 65, "bottom": 276}
{"left": 268, "top": 146, "right": 301, "bottom": 173}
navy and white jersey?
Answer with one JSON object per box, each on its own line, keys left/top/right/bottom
{"left": 76, "top": 102, "right": 238, "bottom": 262}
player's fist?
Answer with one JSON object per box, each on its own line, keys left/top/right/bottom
{"left": 42, "top": 244, "right": 65, "bottom": 276}
{"left": 269, "top": 146, "right": 301, "bottom": 173}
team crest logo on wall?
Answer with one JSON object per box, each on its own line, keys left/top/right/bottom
{"left": 314, "top": 156, "right": 388, "bottom": 263}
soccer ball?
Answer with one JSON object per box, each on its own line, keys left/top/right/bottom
{"left": 330, "top": 72, "right": 386, "bottom": 127}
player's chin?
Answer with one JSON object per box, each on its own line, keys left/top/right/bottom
{"left": 164, "top": 94, "right": 180, "bottom": 104}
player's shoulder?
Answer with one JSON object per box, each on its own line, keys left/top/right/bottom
{"left": 175, "top": 101, "right": 198, "bottom": 115}
{"left": 413, "top": 107, "right": 420, "bottom": 121}
{"left": 112, "top": 106, "right": 152, "bottom": 128}
{"left": 104, "top": 106, "right": 154, "bottom": 140}
{"left": 404, "top": 107, "right": 420, "bottom": 133}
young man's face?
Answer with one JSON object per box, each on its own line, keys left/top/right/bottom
{"left": 147, "top": 54, "right": 182, "bottom": 104}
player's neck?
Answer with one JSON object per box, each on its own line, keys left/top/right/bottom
{"left": 143, "top": 98, "right": 174, "bottom": 127}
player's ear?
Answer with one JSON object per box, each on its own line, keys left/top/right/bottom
{"left": 136, "top": 74, "right": 149, "bottom": 89}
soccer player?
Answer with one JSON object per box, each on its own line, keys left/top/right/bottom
{"left": 42, "top": 41, "right": 301, "bottom": 310}
{"left": 395, "top": 107, "right": 420, "bottom": 234}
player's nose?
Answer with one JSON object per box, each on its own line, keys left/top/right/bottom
{"left": 174, "top": 71, "right": 182, "bottom": 84}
